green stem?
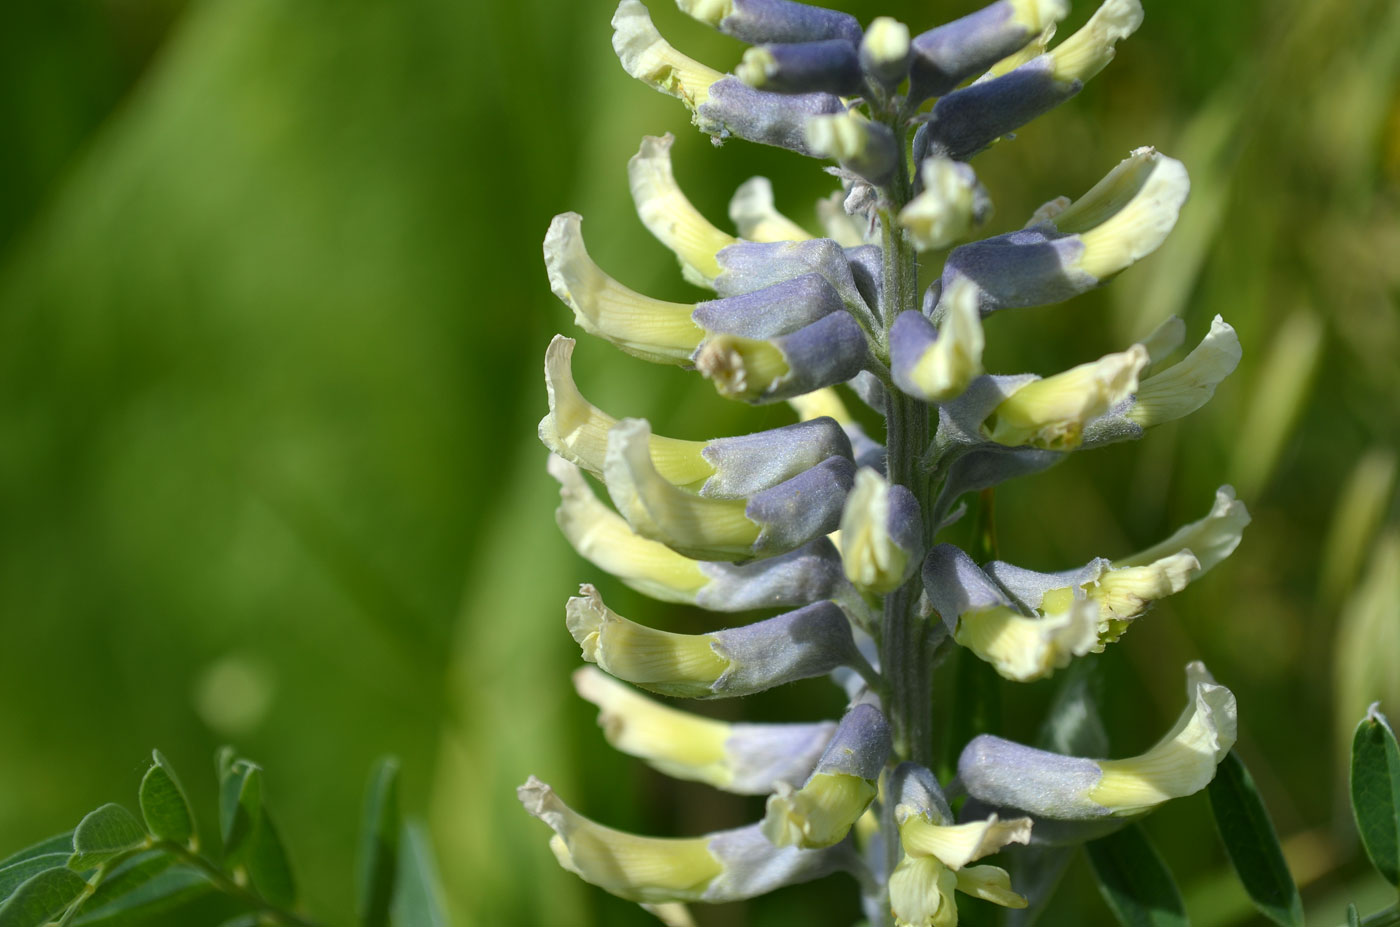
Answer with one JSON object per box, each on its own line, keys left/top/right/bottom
{"left": 874, "top": 112, "right": 934, "bottom": 927}
{"left": 154, "top": 842, "right": 321, "bottom": 927}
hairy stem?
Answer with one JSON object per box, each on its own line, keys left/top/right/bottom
{"left": 875, "top": 117, "right": 933, "bottom": 926}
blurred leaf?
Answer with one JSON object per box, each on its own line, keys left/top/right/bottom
{"left": 1351, "top": 709, "right": 1400, "bottom": 887}
{"left": 0, "top": 855, "right": 71, "bottom": 901}
{"left": 1036, "top": 658, "right": 1109, "bottom": 758}
{"left": 74, "top": 866, "right": 216, "bottom": 927}
{"left": 0, "top": 835, "right": 74, "bottom": 871}
{"left": 1007, "top": 846, "right": 1076, "bottom": 927}
{"left": 1346, "top": 903, "right": 1360, "bottom": 927}
{"left": 392, "top": 821, "right": 446, "bottom": 927}
{"left": 941, "top": 646, "right": 1001, "bottom": 779}
{"left": 1086, "top": 824, "right": 1190, "bottom": 927}
{"left": 76, "top": 851, "right": 175, "bottom": 916}
{"left": 0, "top": 867, "right": 89, "bottom": 927}
{"left": 357, "top": 757, "right": 400, "bottom": 927}
{"left": 246, "top": 808, "right": 296, "bottom": 908}
{"left": 214, "top": 747, "right": 237, "bottom": 783}
{"left": 1206, "top": 751, "right": 1303, "bottom": 927}
{"left": 218, "top": 761, "right": 262, "bottom": 866}
{"left": 139, "top": 751, "right": 195, "bottom": 845}
{"left": 69, "top": 804, "right": 147, "bottom": 870}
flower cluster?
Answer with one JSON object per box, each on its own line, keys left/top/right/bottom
{"left": 519, "top": 0, "right": 1249, "bottom": 923}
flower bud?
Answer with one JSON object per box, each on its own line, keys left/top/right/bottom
{"left": 806, "top": 112, "right": 899, "bottom": 185}
{"left": 728, "top": 176, "right": 814, "bottom": 243}
{"left": 715, "top": 238, "right": 869, "bottom": 314}
{"left": 860, "top": 17, "right": 912, "bottom": 88}
{"left": 695, "top": 313, "right": 870, "bottom": 404}
{"left": 544, "top": 213, "right": 703, "bottom": 364}
{"left": 629, "top": 134, "right": 739, "bottom": 286}
{"left": 762, "top": 703, "right": 891, "bottom": 848}
{"left": 940, "top": 149, "right": 1188, "bottom": 314}
{"left": 907, "top": 0, "right": 1069, "bottom": 104}
{"left": 675, "top": 0, "right": 862, "bottom": 45}
{"left": 899, "top": 158, "right": 990, "bottom": 253}
{"left": 519, "top": 777, "right": 855, "bottom": 903}
{"left": 981, "top": 345, "right": 1149, "bottom": 450}
{"left": 916, "top": 0, "right": 1142, "bottom": 161}
{"left": 693, "top": 273, "right": 845, "bottom": 339}
{"left": 890, "top": 279, "right": 985, "bottom": 403}
{"left": 958, "top": 662, "right": 1237, "bottom": 819}
{"left": 696, "top": 77, "right": 845, "bottom": 155}
{"left": 737, "top": 40, "right": 862, "bottom": 96}
{"left": 573, "top": 667, "right": 836, "bottom": 794}
{"left": 567, "top": 585, "right": 860, "bottom": 698}
{"left": 839, "top": 468, "right": 923, "bottom": 594}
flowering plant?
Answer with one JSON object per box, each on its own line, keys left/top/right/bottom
{"left": 512, "top": 0, "right": 1290, "bottom": 924}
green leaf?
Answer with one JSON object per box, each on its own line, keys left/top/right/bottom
{"left": 246, "top": 808, "right": 296, "bottom": 908}
{"left": 0, "top": 867, "right": 89, "bottom": 927}
{"left": 0, "top": 834, "right": 74, "bottom": 871}
{"left": 74, "top": 866, "right": 216, "bottom": 927}
{"left": 1351, "top": 708, "right": 1400, "bottom": 887}
{"left": 214, "top": 747, "right": 238, "bottom": 782}
{"left": 1085, "top": 824, "right": 1190, "bottom": 927}
{"left": 69, "top": 804, "right": 147, "bottom": 870}
{"left": 392, "top": 821, "right": 447, "bottom": 927}
{"left": 139, "top": 751, "right": 195, "bottom": 845}
{"left": 1346, "top": 903, "right": 1361, "bottom": 927}
{"left": 76, "top": 851, "right": 175, "bottom": 916}
{"left": 1, "top": 855, "right": 72, "bottom": 901}
{"left": 357, "top": 757, "right": 401, "bottom": 927}
{"left": 219, "top": 760, "right": 263, "bottom": 866}
{"left": 1206, "top": 750, "right": 1303, "bottom": 927}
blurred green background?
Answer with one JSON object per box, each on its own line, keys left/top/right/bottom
{"left": 2, "top": 0, "right": 1398, "bottom": 924}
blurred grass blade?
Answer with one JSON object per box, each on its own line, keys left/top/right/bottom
{"left": 246, "top": 809, "right": 296, "bottom": 908}
{"left": 1206, "top": 750, "right": 1303, "bottom": 926}
{"left": 139, "top": 750, "right": 195, "bottom": 845}
{"left": 1232, "top": 308, "right": 1324, "bottom": 498}
{"left": 0, "top": 866, "right": 89, "bottom": 927}
{"left": 1, "top": 855, "right": 71, "bottom": 901}
{"left": 1351, "top": 708, "right": 1400, "bottom": 887}
{"left": 357, "top": 757, "right": 401, "bottom": 927}
{"left": 1335, "top": 534, "right": 1400, "bottom": 778}
{"left": 1086, "top": 824, "right": 1190, "bottom": 927}
{"left": 1346, "top": 902, "right": 1360, "bottom": 927}
{"left": 219, "top": 761, "right": 263, "bottom": 865}
{"left": 69, "top": 804, "right": 147, "bottom": 870}
{"left": 1319, "top": 450, "right": 1397, "bottom": 601}
{"left": 393, "top": 820, "right": 447, "bottom": 927}
{"left": 0, "top": 835, "right": 74, "bottom": 871}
